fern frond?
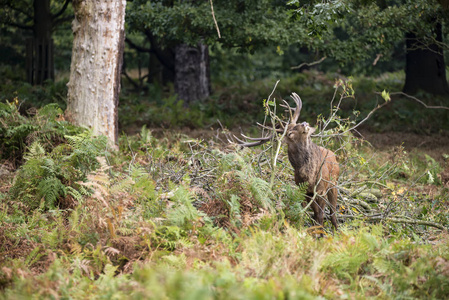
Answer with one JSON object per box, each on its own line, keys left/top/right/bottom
{"left": 37, "top": 177, "right": 66, "bottom": 209}
{"left": 219, "top": 153, "right": 246, "bottom": 173}
{"left": 116, "top": 227, "right": 134, "bottom": 236}
{"left": 248, "top": 176, "right": 275, "bottom": 211}
{"left": 24, "top": 142, "right": 46, "bottom": 160}
{"left": 167, "top": 186, "right": 204, "bottom": 227}
{"left": 227, "top": 194, "right": 242, "bottom": 226}
{"left": 66, "top": 186, "right": 84, "bottom": 203}
{"left": 36, "top": 103, "right": 63, "bottom": 120}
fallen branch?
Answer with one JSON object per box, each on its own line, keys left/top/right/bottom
{"left": 340, "top": 214, "right": 446, "bottom": 230}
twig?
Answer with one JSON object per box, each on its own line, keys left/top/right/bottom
{"left": 379, "top": 91, "right": 449, "bottom": 110}
{"left": 372, "top": 54, "right": 382, "bottom": 66}
{"left": 209, "top": 0, "right": 221, "bottom": 38}
{"left": 267, "top": 80, "right": 280, "bottom": 103}
{"left": 270, "top": 121, "right": 288, "bottom": 188}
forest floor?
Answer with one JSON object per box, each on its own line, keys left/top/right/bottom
{"left": 359, "top": 130, "right": 449, "bottom": 163}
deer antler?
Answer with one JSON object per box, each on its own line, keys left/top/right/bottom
{"left": 234, "top": 92, "right": 303, "bottom": 147}
{"left": 233, "top": 123, "right": 284, "bottom": 147}
{"left": 280, "top": 93, "right": 303, "bottom": 125}
{"left": 233, "top": 133, "right": 273, "bottom": 147}
{"left": 291, "top": 93, "right": 303, "bottom": 124}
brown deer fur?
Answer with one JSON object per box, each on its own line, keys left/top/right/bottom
{"left": 285, "top": 122, "right": 339, "bottom": 230}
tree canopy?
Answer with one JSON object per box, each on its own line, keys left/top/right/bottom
{"left": 126, "top": 0, "right": 304, "bottom": 52}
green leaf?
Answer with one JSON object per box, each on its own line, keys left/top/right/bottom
{"left": 381, "top": 90, "right": 391, "bottom": 102}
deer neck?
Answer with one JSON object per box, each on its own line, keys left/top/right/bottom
{"left": 287, "top": 138, "right": 315, "bottom": 168}
{"left": 292, "top": 138, "right": 314, "bottom": 153}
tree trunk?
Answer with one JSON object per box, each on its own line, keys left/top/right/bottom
{"left": 66, "top": 0, "right": 126, "bottom": 145}
{"left": 174, "top": 43, "right": 211, "bottom": 106}
{"left": 29, "top": 0, "right": 54, "bottom": 84}
{"left": 403, "top": 23, "right": 449, "bottom": 95}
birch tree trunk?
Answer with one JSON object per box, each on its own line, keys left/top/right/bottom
{"left": 66, "top": 0, "right": 126, "bottom": 144}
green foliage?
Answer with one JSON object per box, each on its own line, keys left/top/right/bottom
{"left": 0, "top": 101, "right": 82, "bottom": 164}
{"left": 0, "top": 100, "right": 36, "bottom": 162}
{"left": 9, "top": 131, "right": 107, "bottom": 210}
{"left": 127, "top": 0, "right": 300, "bottom": 50}
{"left": 119, "top": 93, "right": 219, "bottom": 128}
{"left": 167, "top": 186, "right": 205, "bottom": 228}
{"left": 248, "top": 176, "right": 275, "bottom": 211}
{"left": 0, "top": 80, "right": 69, "bottom": 109}
{"left": 282, "top": 182, "right": 308, "bottom": 225}
{"left": 289, "top": 0, "right": 445, "bottom": 73}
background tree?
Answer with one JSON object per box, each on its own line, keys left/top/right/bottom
{"left": 0, "top": 0, "right": 72, "bottom": 84}
{"left": 66, "top": 0, "right": 126, "bottom": 145}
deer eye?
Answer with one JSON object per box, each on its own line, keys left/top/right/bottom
{"left": 288, "top": 132, "right": 295, "bottom": 139}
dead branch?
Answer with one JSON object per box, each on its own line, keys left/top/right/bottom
{"left": 291, "top": 56, "right": 327, "bottom": 70}
{"left": 341, "top": 214, "right": 446, "bottom": 231}
{"left": 383, "top": 91, "right": 449, "bottom": 110}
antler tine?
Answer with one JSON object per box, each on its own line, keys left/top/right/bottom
{"left": 233, "top": 133, "right": 273, "bottom": 147}
{"left": 279, "top": 100, "right": 291, "bottom": 110}
{"left": 291, "top": 92, "right": 303, "bottom": 124}
{"left": 240, "top": 133, "right": 274, "bottom": 141}
{"left": 257, "top": 122, "right": 284, "bottom": 132}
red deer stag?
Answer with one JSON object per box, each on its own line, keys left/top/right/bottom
{"left": 236, "top": 93, "right": 340, "bottom": 230}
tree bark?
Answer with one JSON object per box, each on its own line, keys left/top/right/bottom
{"left": 174, "top": 43, "right": 211, "bottom": 106}
{"left": 403, "top": 23, "right": 449, "bottom": 95}
{"left": 66, "top": 0, "right": 126, "bottom": 145}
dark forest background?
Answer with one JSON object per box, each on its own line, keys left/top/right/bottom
{"left": 1, "top": 0, "right": 449, "bottom": 133}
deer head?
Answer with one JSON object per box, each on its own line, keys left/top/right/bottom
{"left": 234, "top": 92, "right": 305, "bottom": 147}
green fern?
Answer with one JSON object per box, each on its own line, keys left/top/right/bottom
{"left": 227, "top": 194, "right": 242, "bottom": 227}
{"left": 24, "top": 247, "right": 44, "bottom": 267}
{"left": 37, "top": 177, "right": 66, "bottom": 209}
{"left": 248, "top": 176, "right": 275, "bottom": 211}
{"left": 282, "top": 182, "right": 308, "bottom": 224}
{"left": 218, "top": 152, "right": 246, "bottom": 174}
{"left": 24, "top": 141, "right": 46, "bottom": 160}
{"left": 1, "top": 102, "right": 83, "bottom": 163}
{"left": 9, "top": 131, "right": 107, "bottom": 210}
{"left": 66, "top": 131, "right": 108, "bottom": 173}
{"left": 167, "top": 186, "right": 204, "bottom": 228}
